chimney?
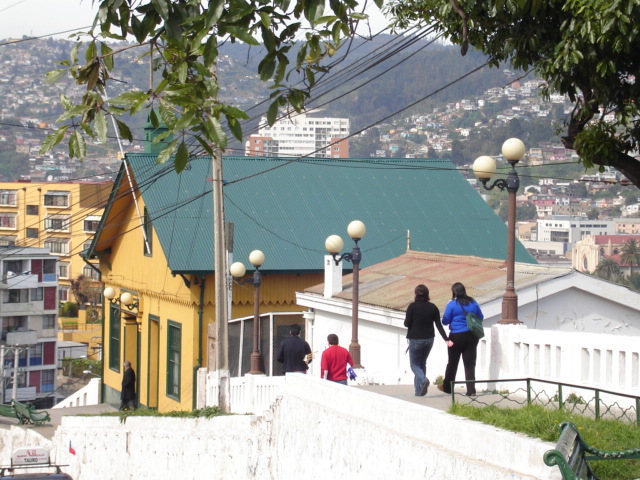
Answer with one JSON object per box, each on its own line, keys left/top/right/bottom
{"left": 323, "top": 255, "right": 342, "bottom": 298}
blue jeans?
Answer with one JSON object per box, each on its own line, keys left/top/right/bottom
{"left": 409, "top": 338, "right": 434, "bottom": 395}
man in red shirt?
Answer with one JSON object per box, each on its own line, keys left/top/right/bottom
{"left": 320, "top": 334, "right": 354, "bottom": 385}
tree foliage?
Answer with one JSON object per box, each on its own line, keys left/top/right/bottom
{"left": 389, "top": 0, "right": 640, "bottom": 188}
{"left": 70, "top": 274, "right": 102, "bottom": 306}
{"left": 620, "top": 239, "right": 640, "bottom": 277}
{"left": 41, "top": 0, "right": 381, "bottom": 171}
{"left": 594, "top": 257, "right": 621, "bottom": 280}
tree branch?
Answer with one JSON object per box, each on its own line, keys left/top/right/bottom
{"left": 449, "top": 0, "right": 469, "bottom": 55}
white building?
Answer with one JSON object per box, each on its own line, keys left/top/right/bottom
{"left": 536, "top": 216, "right": 615, "bottom": 244}
{"left": 0, "top": 247, "right": 58, "bottom": 408}
{"left": 244, "top": 113, "right": 350, "bottom": 158}
{"left": 296, "top": 250, "right": 640, "bottom": 385}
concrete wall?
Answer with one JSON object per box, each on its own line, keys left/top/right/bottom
{"left": 1, "top": 374, "right": 562, "bottom": 480}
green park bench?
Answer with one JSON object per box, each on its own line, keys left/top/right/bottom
{"left": 0, "top": 403, "right": 18, "bottom": 420}
{"left": 11, "top": 400, "right": 51, "bottom": 426}
{"left": 544, "top": 421, "right": 640, "bottom": 479}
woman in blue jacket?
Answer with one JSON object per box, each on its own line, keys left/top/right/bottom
{"left": 438, "top": 282, "right": 484, "bottom": 396}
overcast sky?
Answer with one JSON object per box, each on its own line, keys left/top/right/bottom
{"left": 0, "top": 0, "right": 98, "bottom": 39}
{"left": 0, "top": 0, "right": 390, "bottom": 41}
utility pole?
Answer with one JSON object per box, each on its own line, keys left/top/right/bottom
{"left": 12, "top": 347, "right": 19, "bottom": 402}
{"left": 212, "top": 143, "right": 230, "bottom": 413}
{"left": 0, "top": 344, "right": 25, "bottom": 403}
{"left": 208, "top": 58, "right": 230, "bottom": 412}
{"left": 0, "top": 344, "right": 5, "bottom": 403}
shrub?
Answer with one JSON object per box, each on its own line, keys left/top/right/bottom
{"left": 60, "top": 301, "right": 78, "bottom": 318}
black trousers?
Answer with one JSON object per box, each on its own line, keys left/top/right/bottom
{"left": 443, "top": 331, "right": 479, "bottom": 395}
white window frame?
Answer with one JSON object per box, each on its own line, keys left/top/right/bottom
{"left": 82, "top": 264, "right": 100, "bottom": 280}
{"left": 43, "top": 191, "right": 70, "bottom": 207}
{"left": 0, "top": 213, "right": 17, "bottom": 230}
{"left": 83, "top": 215, "right": 101, "bottom": 232}
{"left": 44, "top": 214, "right": 70, "bottom": 232}
{"left": 58, "top": 286, "right": 69, "bottom": 302}
{"left": 58, "top": 262, "right": 69, "bottom": 279}
{"left": 0, "top": 190, "right": 17, "bottom": 206}
{"left": 43, "top": 314, "right": 56, "bottom": 329}
{"left": 44, "top": 238, "right": 70, "bottom": 255}
{"left": 0, "top": 235, "right": 17, "bottom": 246}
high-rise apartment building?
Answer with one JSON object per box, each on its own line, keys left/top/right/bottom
{"left": 0, "top": 180, "right": 112, "bottom": 302}
{"left": 0, "top": 247, "right": 59, "bottom": 408}
{"left": 245, "top": 113, "right": 350, "bottom": 158}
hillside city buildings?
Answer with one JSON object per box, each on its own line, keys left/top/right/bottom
{"left": 244, "top": 113, "right": 350, "bottom": 158}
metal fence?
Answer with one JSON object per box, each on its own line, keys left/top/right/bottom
{"left": 449, "top": 377, "right": 640, "bottom": 424}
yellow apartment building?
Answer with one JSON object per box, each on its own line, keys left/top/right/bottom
{"left": 0, "top": 180, "right": 112, "bottom": 301}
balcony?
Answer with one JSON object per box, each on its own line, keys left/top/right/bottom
{"left": 1, "top": 330, "right": 38, "bottom": 346}
{"left": 1, "top": 272, "right": 39, "bottom": 289}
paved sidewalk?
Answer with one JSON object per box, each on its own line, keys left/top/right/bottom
{"left": 355, "top": 383, "right": 474, "bottom": 410}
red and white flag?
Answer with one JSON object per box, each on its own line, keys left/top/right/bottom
{"left": 69, "top": 441, "right": 76, "bottom": 456}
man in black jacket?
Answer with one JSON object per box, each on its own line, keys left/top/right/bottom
{"left": 119, "top": 360, "right": 137, "bottom": 411}
{"left": 276, "top": 324, "right": 312, "bottom": 374}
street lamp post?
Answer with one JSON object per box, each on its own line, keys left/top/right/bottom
{"left": 472, "top": 138, "right": 525, "bottom": 325}
{"left": 325, "top": 220, "right": 366, "bottom": 368}
{"left": 229, "top": 250, "right": 265, "bottom": 375}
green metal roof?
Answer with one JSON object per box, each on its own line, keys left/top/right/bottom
{"left": 120, "top": 154, "right": 535, "bottom": 273}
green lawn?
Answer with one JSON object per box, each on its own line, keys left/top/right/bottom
{"left": 450, "top": 403, "right": 640, "bottom": 480}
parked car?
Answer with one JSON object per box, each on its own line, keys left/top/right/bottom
{"left": 0, "top": 447, "right": 72, "bottom": 480}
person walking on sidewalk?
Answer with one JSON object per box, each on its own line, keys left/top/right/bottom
{"left": 119, "top": 360, "right": 137, "bottom": 411}
{"left": 320, "top": 334, "right": 354, "bottom": 385}
{"left": 438, "top": 282, "right": 484, "bottom": 396}
{"left": 276, "top": 324, "right": 312, "bottom": 373}
{"left": 404, "top": 284, "right": 449, "bottom": 396}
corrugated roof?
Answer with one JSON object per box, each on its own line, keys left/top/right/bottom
{"left": 304, "top": 250, "right": 573, "bottom": 312}
{"left": 99, "top": 155, "right": 536, "bottom": 273}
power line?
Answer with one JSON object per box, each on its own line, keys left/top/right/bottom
{"left": 0, "top": 25, "right": 92, "bottom": 46}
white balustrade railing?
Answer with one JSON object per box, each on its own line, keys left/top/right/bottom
{"left": 53, "top": 378, "right": 101, "bottom": 409}
{"left": 202, "top": 370, "right": 285, "bottom": 414}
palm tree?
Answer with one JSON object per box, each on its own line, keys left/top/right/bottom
{"left": 620, "top": 239, "right": 640, "bottom": 277}
{"left": 594, "top": 257, "right": 621, "bottom": 281}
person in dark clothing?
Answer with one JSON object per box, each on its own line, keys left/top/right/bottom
{"left": 404, "top": 284, "right": 448, "bottom": 396}
{"left": 119, "top": 360, "right": 137, "bottom": 411}
{"left": 276, "top": 324, "right": 312, "bottom": 374}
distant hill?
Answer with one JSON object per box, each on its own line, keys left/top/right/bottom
{"left": 217, "top": 35, "right": 509, "bottom": 133}
{"left": 0, "top": 34, "right": 518, "bottom": 175}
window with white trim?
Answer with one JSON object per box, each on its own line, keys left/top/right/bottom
{"left": 0, "top": 213, "right": 17, "bottom": 229}
{"left": 0, "top": 235, "right": 17, "bottom": 246}
{"left": 83, "top": 264, "right": 100, "bottom": 280}
{"left": 44, "top": 215, "right": 70, "bottom": 232}
{"left": 44, "top": 238, "right": 70, "bottom": 255}
{"left": 58, "top": 262, "right": 69, "bottom": 279}
{"left": 43, "top": 191, "right": 70, "bottom": 207}
{"left": 58, "top": 286, "right": 69, "bottom": 302}
{"left": 30, "top": 287, "right": 43, "bottom": 301}
{"left": 83, "top": 215, "right": 101, "bottom": 232}
{"left": 0, "top": 190, "right": 17, "bottom": 206}
{"left": 3, "top": 289, "right": 29, "bottom": 304}
{"left": 43, "top": 314, "right": 56, "bottom": 329}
